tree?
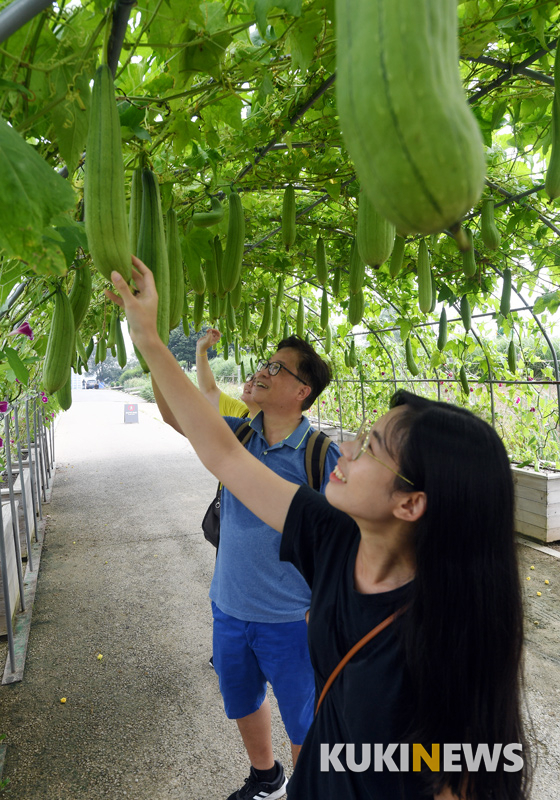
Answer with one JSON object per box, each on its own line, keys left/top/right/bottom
{"left": 94, "top": 354, "right": 125, "bottom": 385}
{"left": 167, "top": 325, "right": 217, "bottom": 370}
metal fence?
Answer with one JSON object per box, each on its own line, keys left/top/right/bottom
{"left": 0, "top": 397, "right": 55, "bottom": 683}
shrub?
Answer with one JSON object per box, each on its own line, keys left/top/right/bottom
{"left": 120, "top": 365, "right": 144, "bottom": 383}
{"left": 209, "top": 356, "right": 241, "bottom": 381}
{"left": 137, "top": 383, "right": 155, "bottom": 402}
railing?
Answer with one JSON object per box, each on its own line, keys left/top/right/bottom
{"left": 0, "top": 397, "right": 55, "bottom": 682}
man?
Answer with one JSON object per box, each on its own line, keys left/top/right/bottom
{"left": 153, "top": 333, "right": 340, "bottom": 800}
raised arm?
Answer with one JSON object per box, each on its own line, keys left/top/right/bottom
{"left": 152, "top": 376, "right": 183, "bottom": 435}
{"left": 151, "top": 327, "right": 221, "bottom": 434}
{"left": 196, "top": 328, "right": 222, "bottom": 410}
{"left": 106, "top": 258, "right": 299, "bottom": 533}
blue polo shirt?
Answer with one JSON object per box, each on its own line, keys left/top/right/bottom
{"left": 209, "top": 412, "right": 341, "bottom": 623}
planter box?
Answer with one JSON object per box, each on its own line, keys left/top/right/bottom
{"left": 512, "top": 466, "right": 560, "bottom": 543}
{"left": 0, "top": 469, "right": 34, "bottom": 558}
{"left": 0, "top": 502, "right": 21, "bottom": 636}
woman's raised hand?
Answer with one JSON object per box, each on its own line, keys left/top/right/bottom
{"left": 196, "top": 327, "right": 222, "bottom": 354}
{"left": 104, "top": 255, "right": 159, "bottom": 351}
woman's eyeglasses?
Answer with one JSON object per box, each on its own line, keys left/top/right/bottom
{"left": 350, "top": 419, "right": 414, "bottom": 486}
{"left": 256, "top": 359, "right": 308, "bottom": 386}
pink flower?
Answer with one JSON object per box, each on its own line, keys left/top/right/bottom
{"left": 530, "top": 407, "right": 536, "bottom": 412}
{"left": 8, "top": 321, "right": 33, "bottom": 340}
{"left": 515, "top": 397, "right": 520, "bottom": 405}
{"left": 528, "top": 377, "right": 534, "bottom": 382}
{"left": 0, "top": 438, "right": 3, "bottom": 448}
{"left": 499, "top": 383, "right": 502, "bottom": 388}
{"left": 0, "top": 402, "right": 7, "bottom": 413}
{"left": 373, "top": 409, "right": 377, "bottom": 414}
{"left": 381, "top": 372, "right": 385, "bottom": 376}
{"left": 41, "top": 395, "right": 48, "bottom": 403}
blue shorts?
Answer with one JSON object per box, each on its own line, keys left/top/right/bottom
{"left": 211, "top": 602, "right": 314, "bottom": 745}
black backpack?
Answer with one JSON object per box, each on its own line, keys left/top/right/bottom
{"left": 201, "top": 421, "right": 333, "bottom": 549}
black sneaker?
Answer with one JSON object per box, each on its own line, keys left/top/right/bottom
{"left": 226, "top": 760, "right": 287, "bottom": 800}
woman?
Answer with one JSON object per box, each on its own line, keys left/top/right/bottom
{"left": 107, "top": 257, "right": 530, "bottom": 800}
{"left": 194, "top": 326, "right": 259, "bottom": 418}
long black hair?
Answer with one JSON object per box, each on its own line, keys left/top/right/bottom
{"left": 387, "top": 390, "right": 530, "bottom": 799}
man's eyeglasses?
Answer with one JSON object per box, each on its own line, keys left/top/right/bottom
{"left": 256, "top": 359, "right": 308, "bottom": 386}
{"left": 350, "top": 419, "right": 414, "bottom": 486}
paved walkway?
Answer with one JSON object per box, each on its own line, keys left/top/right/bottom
{"left": 0, "top": 388, "right": 292, "bottom": 799}
{"left": 0, "top": 388, "right": 559, "bottom": 799}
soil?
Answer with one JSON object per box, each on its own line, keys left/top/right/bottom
{"left": 0, "top": 474, "right": 20, "bottom": 490}
{"left": 0, "top": 388, "right": 559, "bottom": 799}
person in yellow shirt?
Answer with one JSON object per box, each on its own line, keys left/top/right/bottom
{"left": 152, "top": 327, "right": 259, "bottom": 429}
{"left": 196, "top": 328, "right": 259, "bottom": 419}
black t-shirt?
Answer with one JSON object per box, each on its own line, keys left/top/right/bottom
{"left": 280, "top": 485, "right": 427, "bottom": 800}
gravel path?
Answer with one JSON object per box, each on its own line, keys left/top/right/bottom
{"left": 0, "top": 387, "right": 559, "bottom": 799}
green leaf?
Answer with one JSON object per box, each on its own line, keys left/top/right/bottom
{"left": 117, "top": 100, "right": 147, "bottom": 129}
{"left": 398, "top": 318, "right": 412, "bottom": 341}
{"left": 257, "top": 74, "right": 275, "bottom": 106}
{"left": 121, "top": 124, "right": 152, "bottom": 142}
{"left": 51, "top": 216, "right": 88, "bottom": 267}
{"left": 50, "top": 58, "right": 93, "bottom": 177}
{"left": 471, "top": 107, "right": 493, "bottom": 148}
{"left": 288, "top": 14, "right": 322, "bottom": 72}
{"left": 430, "top": 351, "right": 444, "bottom": 368}
{"left": 254, "top": 0, "right": 302, "bottom": 37}
{"left": 205, "top": 94, "right": 244, "bottom": 131}
{"left": 32, "top": 335, "right": 48, "bottom": 358}
{"left": 323, "top": 180, "right": 341, "bottom": 201}
{"left": 533, "top": 290, "right": 560, "bottom": 316}
{"left": 323, "top": 0, "right": 335, "bottom": 22}
{"left": 142, "top": 71, "right": 175, "bottom": 97}
{"left": 0, "top": 78, "right": 34, "bottom": 98}
{"left": 150, "top": 0, "right": 202, "bottom": 49}
{"left": 182, "top": 226, "right": 215, "bottom": 262}
{"left": 491, "top": 100, "right": 508, "bottom": 130}
{"left": 200, "top": 2, "right": 228, "bottom": 35}
{"left": 169, "top": 116, "right": 201, "bottom": 158}
{"left": 531, "top": 8, "right": 548, "bottom": 50}
{"left": 249, "top": 24, "right": 277, "bottom": 47}
{"left": 179, "top": 29, "right": 233, "bottom": 79}
{"left": 4, "top": 346, "right": 29, "bottom": 385}
{"left": 0, "top": 117, "right": 75, "bottom": 270}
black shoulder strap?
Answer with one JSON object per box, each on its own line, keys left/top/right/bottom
{"left": 235, "top": 419, "right": 254, "bottom": 445}
{"left": 304, "top": 430, "right": 333, "bottom": 491}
